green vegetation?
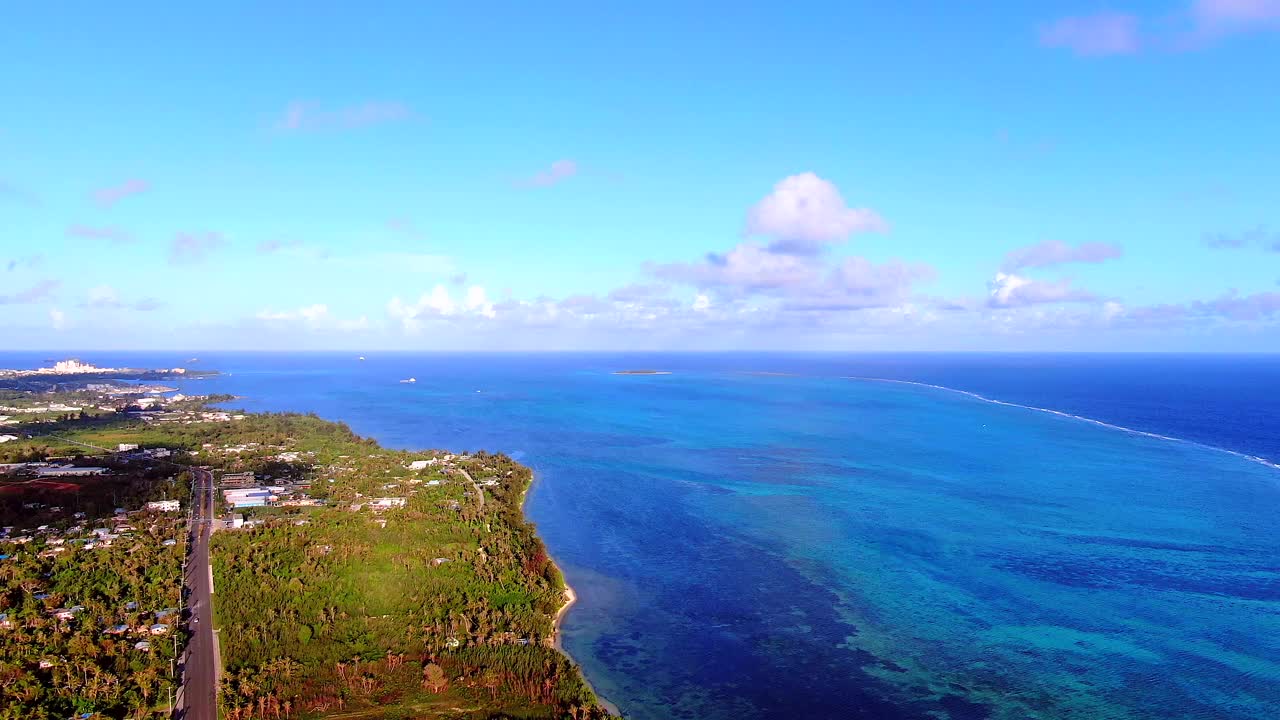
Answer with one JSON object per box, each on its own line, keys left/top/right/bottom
{"left": 1, "top": 386, "right": 609, "bottom": 719}
{"left": 0, "top": 509, "right": 185, "bottom": 718}
{"left": 199, "top": 414, "right": 605, "bottom": 718}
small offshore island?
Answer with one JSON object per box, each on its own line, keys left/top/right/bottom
{"left": 612, "top": 369, "right": 671, "bottom": 375}
{"left": 0, "top": 361, "right": 610, "bottom": 719}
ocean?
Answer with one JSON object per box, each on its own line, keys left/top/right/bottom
{"left": 5, "top": 352, "right": 1279, "bottom": 719}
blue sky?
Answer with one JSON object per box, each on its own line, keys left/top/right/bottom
{"left": 2, "top": 1, "right": 1278, "bottom": 351}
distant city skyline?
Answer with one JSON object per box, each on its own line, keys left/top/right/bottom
{"left": 2, "top": 1, "right": 1279, "bottom": 351}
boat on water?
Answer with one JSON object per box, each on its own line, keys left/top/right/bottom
{"left": 400, "top": 377, "right": 416, "bottom": 384}
{"left": 358, "top": 356, "right": 366, "bottom": 361}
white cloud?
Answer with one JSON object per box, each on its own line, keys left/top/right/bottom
{"left": 255, "top": 304, "right": 368, "bottom": 331}
{"left": 49, "top": 308, "right": 66, "bottom": 330}
{"left": 651, "top": 242, "right": 821, "bottom": 292}
{"left": 387, "top": 284, "right": 497, "bottom": 332}
{"left": 987, "top": 272, "right": 1097, "bottom": 307}
{"left": 744, "top": 172, "right": 887, "bottom": 254}
{"left": 465, "top": 286, "right": 496, "bottom": 318}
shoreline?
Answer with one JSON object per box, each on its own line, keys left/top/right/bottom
{"left": 521, "top": 472, "right": 623, "bottom": 717}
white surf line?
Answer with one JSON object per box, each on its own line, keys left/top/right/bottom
{"left": 843, "top": 375, "right": 1280, "bottom": 473}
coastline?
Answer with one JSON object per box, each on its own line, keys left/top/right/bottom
{"left": 521, "top": 472, "right": 622, "bottom": 717}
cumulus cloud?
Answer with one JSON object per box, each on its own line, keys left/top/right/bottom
{"left": 0, "top": 279, "right": 59, "bottom": 304}
{"left": 987, "top": 272, "right": 1097, "bottom": 308}
{"left": 653, "top": 240, "right": 935, "bottom": 315}
{"left": 256, "top": 304, "right": 370, "bottom": 331}
{"left": 1001, "top": 240, "right": 1123, "bottom": 271}
{"left": 387, "top": 285, "right": 497, "bottom": 332}
{"left": 82, "top": 285, "right": 164, "bottom": 311}
{"left": 276, "top": 101, "right": 413, "bottom": 131}
{"left": 744, "top": 172, "right": 888, "bottom": 255}
{"left": 651, "top": 243, "right": 820, "bottom": 292}
{"left": 68, "top": 224, "right": 134, "bottom": 243}
{"left": 1039, "top": 13, "right": 1141, "bottom": 56}
{"left": 93, "top": 179, "right": 150, "bottom": 207}
{"left": 169, "top": 232, "right": 226, "bottom": 265}
{"left": 519, "top": 160, "right": 579, "bottom": 188}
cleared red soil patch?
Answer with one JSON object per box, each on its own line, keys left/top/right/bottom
{"left": 0, "top": 480, "right": 80, "bottom": 494}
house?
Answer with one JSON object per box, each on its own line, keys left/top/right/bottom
{"left": 0, "top": 613, "right": 12, "bottom": 629}
{"left": 118, "top": 443, "right": 140, "bottom": 452}
{"left": 149, "top": 624, "right": 169, "bottom": 635}
{"left": 0, "top": 434, "right": 19, "bottom": 444}
{"left": 221, "top": 471, "right": 256, "bottom": 487}
{"left": 106, "top": 624, "right": 129, "bottom": 635}
{"left": 134, "top": 641, "right": 151, "bottom": 651}
{"left": 373, "top": 497, "right": 407, "bottom": 508}
{"left": 162, "top": 539, "right": 177, "bottom": 546}
{"left": 408, "top": 459, "right": 436, "bottom": 471}
{"left": 52, "top": 606, "right": 84, "bottom": 621}
{"left": 146, "top": 500, "right": 180, "bottom": 512}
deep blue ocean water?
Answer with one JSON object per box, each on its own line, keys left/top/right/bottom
{"left": 4, "top": 352, "right": 1279, "bottom": 719}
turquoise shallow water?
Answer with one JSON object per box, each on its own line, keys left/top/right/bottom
{"left": 6, "top": 352, "right": 1276, "bottom": 718}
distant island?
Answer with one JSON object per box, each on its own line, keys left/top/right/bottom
{"left": 613, "top": 369, "right": 672, "bottom": 375}
{"left": 0, "top": 358, "right": 218, "bottom": 384}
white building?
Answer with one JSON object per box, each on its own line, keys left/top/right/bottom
{"left": 0, "top": 435, "right": 18, "bottom": 444}
{"left": 146, "top": 500, "right": 181, "bottom": 512}
{"left": 37, "top": 466, "right": 107, "bottom": 477}
{"left": 118, "top": 443, "right": 140, "bottom": 452}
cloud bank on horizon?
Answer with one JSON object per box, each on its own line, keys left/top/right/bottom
{"left": 1, "top": 2, "right": 1278, "bottom": 351}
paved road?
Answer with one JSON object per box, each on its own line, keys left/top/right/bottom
{"left": 177, "top": 467, "right": 219, "bottom": 719}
